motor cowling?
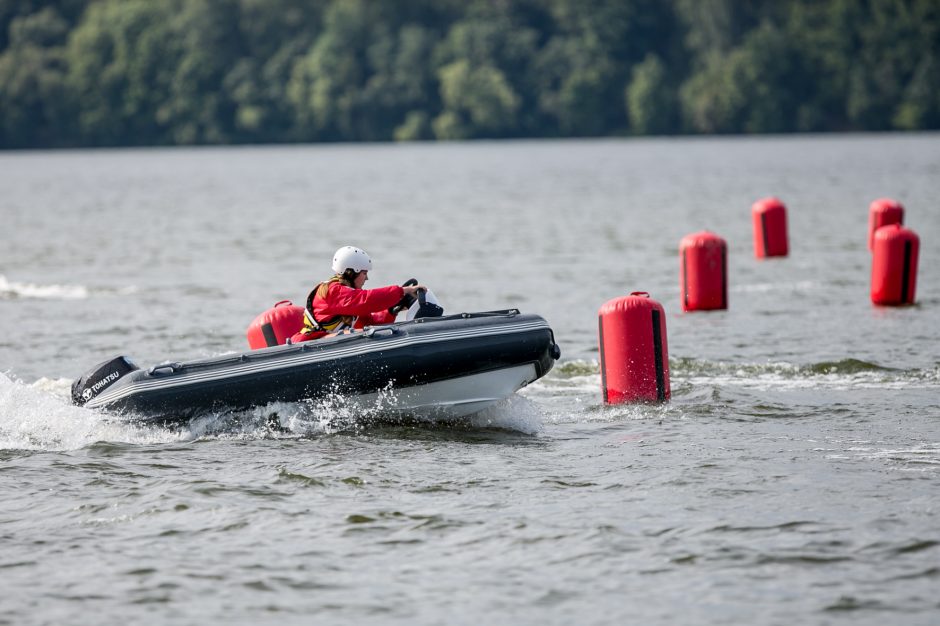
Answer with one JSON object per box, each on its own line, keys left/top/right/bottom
{"left": 246, "top": 301, "right": 305, "bottom": 349}
{"left": 72, "top": 356, "right": 139, "bottom": 405}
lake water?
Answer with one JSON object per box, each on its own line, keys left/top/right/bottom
{"left": 1, "top": 134, "right": 939, "bottom": 625}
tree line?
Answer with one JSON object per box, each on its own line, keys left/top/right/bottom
{"left": 1, "top": 0, "right": 938, "bottom": 149}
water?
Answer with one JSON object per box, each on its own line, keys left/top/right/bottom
{"left": 1, "top": 134, "right": 939, "bottom": 625}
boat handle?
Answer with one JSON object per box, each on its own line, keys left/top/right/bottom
{"left": 148, "top": 361, "right": 182, "bottom": 375}
{"left": 364, "top": 327, "right": 396, "bottom": 338}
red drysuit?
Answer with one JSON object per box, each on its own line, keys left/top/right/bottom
{"left": 290, "top": 281, "right": 403, "bottom": 343}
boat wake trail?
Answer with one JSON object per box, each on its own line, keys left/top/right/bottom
{"left": 0, "top": 374, "right": 180, "bottom": 451}
{"left": 538, "top": 357, "right": 940, "bottom": 395}
{"left": 190, "top": 386, "right": 546, "bottom": 438}
{"left": 468, "top": 393, "right": 544, "bottom": 434}
{"left": 672, "top": 357, "right": 940, "bottom": 391}
{"left": 0, "top": 274, "right": 136, "bottom": 300}
{"left": 0, "top": 373, "right": 545, "bottom": 451}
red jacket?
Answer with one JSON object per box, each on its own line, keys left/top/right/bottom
{"left": 291, "top": 282, "right": 403, "bottom": 343}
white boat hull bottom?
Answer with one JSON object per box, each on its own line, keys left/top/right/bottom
{"left": 348, "top": 363, "right": 539, "bottom": 420}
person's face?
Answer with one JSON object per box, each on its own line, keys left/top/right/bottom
{"left": 354, "top": 270, "right": 368, "bottom": 289}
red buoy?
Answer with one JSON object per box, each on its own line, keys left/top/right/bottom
{"left": 751, "top": 197, "right": 789, "bottom": 258}
{"left": 868, "top": 198, "right": 904, "bottom": 251}
{"left": 871, "top": 224, "right": 919, "bottom": 306}
{"left": 679, "top": 231, "right": 727, "bottom": 311}
{"left": 598, "top": 292, "right": 670, "bottom": 404}
{"left": 246, "top": 300, "right": 305, "bottom": 349}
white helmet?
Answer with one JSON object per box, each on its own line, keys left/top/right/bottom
{"left": 331, "top": 246, "right": 372, "bottom": 274}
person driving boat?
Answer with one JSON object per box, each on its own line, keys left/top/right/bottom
{"left": 290, "top": 246, "right": 426, "bottom": 343}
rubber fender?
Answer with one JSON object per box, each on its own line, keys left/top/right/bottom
{"left": 752, "top": 197, "right": 789, "bottom": 258}
{"left": 868, "top": 198, "right": 904, "bottom": 251}
{"left": 247, "top": 300, "right": 305, "bottom": 349}
{"left": 679, "top": 231, "right": 728, "bottom": 312}
{"left": 871, "top": 224, "right": 919, "bottom": 306}
{"left": 598, "top": 292, "right": 670, "bottom": 404}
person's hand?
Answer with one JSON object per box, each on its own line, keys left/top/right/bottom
{"left": 389, "top": 283, "right": 427, "bottom": 316}
{"left": 402, "top": 284, "right": 427, "bottom": 298}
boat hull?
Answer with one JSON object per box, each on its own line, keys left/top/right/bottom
{"left": 347, "top": 363, "right": 539, "bottom": 420}
{"left": 76, "top": 311, "right": 559, "bottom": 422}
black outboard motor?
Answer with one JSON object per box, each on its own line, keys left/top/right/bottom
{"left": 71, "top": 356, "right": 139, "bottom": 406}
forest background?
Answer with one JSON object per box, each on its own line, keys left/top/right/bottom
{"left": 1, "top": 0, "right": 938, "bottom": 149}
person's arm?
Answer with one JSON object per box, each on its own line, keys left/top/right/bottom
{"left": 326, "top": 283, "right": 403, "bottom": 317}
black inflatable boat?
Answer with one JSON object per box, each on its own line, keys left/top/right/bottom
{"left": 72, "top": 310, "right": 560, "bottom": 422}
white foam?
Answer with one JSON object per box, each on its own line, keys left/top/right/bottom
{"left": 681, "top": 369, "right": 937, "bottom": 392}
{"left": 258, "top": 396, "right": 352, "bottom": 436}
{"left": 864, "top": 445, "right": 940, "bottom": 465}
{"left": 0, "top": 274, "right": 137, "bottom": 300}
{"left": 672, "top": 360, "right": 940, "bottom": 392}
{"left": 259, "top": 382, "right": 548, "bottom": 435}
{"left": 468, "top": 393, "right": 544, "bottom": 434}
{"left": 0, "top": 374, "right": 181, "bottom": 451}
{"left": 0, "top": 274, "right": 89, "bottom": 300}
{"left": 733, "top": 280, "right": 821, "bottom": 293}
{"left": 0, "top": 371, "right": 551, "bottom": 449}
{"left": 185, "top": 383, "right": 416, "bottom": 439}
{"left": 277, "top": 385, "right": 548, "bottom": 435}
{"left": 830, "top": 443, "right": 940, "bottom": 473}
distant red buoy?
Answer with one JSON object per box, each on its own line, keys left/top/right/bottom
{"left": 598, "top": 292, "right": 670, "bottom": 404}
{"left": 247, "top": 300, "right": 305, "bottom": 349}
{"left": 752, "top": 197, "right": 789, "bottom": 258}
{"left": 680, "top": 231, "right": 727, "bottom": 311}
{"left": 868, "top": 198, "right": 904, "bottom": 251}
{"left": 871, "top": 225, "right": 919, "bottom": 306}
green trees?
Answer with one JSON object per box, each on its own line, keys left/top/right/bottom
{"left": 0, "top": 0, "right": 937, "bottom": 148}
{"left": 432, "top": 11, "right": 535, "bottom": 139}
{"left": 679, "top": 21, "right": 806, "bottom": 134}
{"left": 0, "top": 4, "right": 75, "bottom": 147}
{"left": 287, "top": 1, "right": 449, "bottom": 141}
{"left": 62, "top": 0, "right": 244, "bottom": 145}
{"left": 848, "top": 0, "right": 940, "bottom": 130}
{"left": 627, "top": 54, "right": 675, "bottom": 135}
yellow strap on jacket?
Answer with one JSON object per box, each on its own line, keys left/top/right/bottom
{"left": 301, "top": 275, "right": 356, "bottom": 334}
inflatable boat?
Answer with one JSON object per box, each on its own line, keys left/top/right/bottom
{"left": 71, "top": 309, "right": 560, "bottom": 423}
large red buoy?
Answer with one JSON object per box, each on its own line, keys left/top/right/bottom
{"left": 871, "top": 224, "right": 919, "bottom": 306}
{"left": 598, "top": 292, "right": 670, "bottom": 404}
{"left": 246, "top": 301, "right": 305, "bottom": 349}
{"left": 868, "top": 198, "right": 904, "bottom": 251}
{"left": 751, "top": 197, "right": 789, "bottom": 258}
{"left": 679, "top": 231, "right": 727, "bottom": 311}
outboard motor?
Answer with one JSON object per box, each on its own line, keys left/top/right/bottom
{"left": 72, "top": 356, "right": 139, "bottom": 406}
